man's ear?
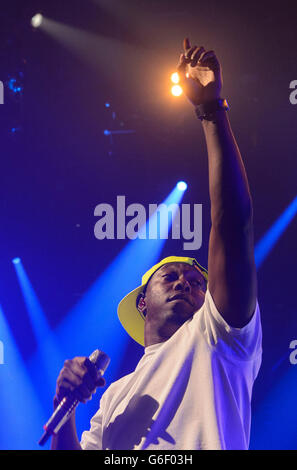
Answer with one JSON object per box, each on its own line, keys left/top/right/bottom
{"left": 137, "top": 293, "right": 147, "bottom": 315}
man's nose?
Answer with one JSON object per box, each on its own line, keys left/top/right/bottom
{"left": 174, "top": 277, "right": 191, "bottom": 292}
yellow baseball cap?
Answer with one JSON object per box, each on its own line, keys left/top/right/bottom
{"left": 117, "top": 256, "right": 208, "bottom": 346}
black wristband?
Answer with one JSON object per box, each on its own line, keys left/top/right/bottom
{"left": 195, "top": 98, "right": 229, "bottom": 121}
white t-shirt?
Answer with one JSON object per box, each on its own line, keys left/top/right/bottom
{"left": 80, "top": 289, "right": 262, "bottom": 450}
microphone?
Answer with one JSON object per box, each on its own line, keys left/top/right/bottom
{"left": 38, "top": 349, "right": 110, "bottom": 446}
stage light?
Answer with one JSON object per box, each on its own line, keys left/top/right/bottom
{"left": 31, "top": 13, "right": 43, "bottom": 28}
{"left": 177, "top": 181, "right": 187, "bottom": 191}
{"left": 171, "top": 72, "right": 180, "bottom": 84}
{"left": 10, "top": 127, "right": 21, "bottom": 134}
{"left": 12, "top": 257, "right": 21, "bottom": 264}
{"left": 8, "top": 77, "right": 23, "bottom": 94}
{"left": 171, "top": 85, "right": 182, "bottom": 97}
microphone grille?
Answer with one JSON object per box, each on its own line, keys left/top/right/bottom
{"left": 89, "top": 349, "right": 110, "bottom": 374}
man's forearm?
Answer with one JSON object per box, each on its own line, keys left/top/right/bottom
{"left": 202, "top": 109, "right": 253, "bottom": 229}
{"left": 50, "top": 412, "right": 82, "bottom": 450}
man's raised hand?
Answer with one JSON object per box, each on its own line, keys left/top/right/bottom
{"left": 177, "top": 38, "right": 222, "bottom": 106}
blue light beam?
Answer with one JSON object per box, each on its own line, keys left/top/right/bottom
{"left": 255, "top": 195, "right": 297, "bottom": 268}
{"left": 12, "top": 259, "right": 63, "bottom": 404}
{"left": 250, "top": 366, "right": 297, "bottom": 449}
{"left": 0, "top": 305, "right": 45, "bottom": 450}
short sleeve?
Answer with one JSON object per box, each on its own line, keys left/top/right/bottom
{"left": 195, "top": 288, "right": 262, "bottom": 361}
{"left": 80, "top": 407, "right": 103, "bottom": 450}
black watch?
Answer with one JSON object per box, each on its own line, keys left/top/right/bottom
{"left": 195, "top": 98, "right": 229, "bottom": 121}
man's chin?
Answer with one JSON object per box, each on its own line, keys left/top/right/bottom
{"left": 158, "top": 309, "right": 193, "bottom": 340}
{"left": 169, "top": 301, "right": 195, "bottom": 321}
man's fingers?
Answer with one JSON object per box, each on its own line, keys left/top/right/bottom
{"left": 96, "top": 376, "right": 106, "bottom": 388}
{"left": 83, "top": 357, "right": 98, "bottom": 379}
{"left": 184, "top": 46, "right": 198, "bottom": 63}
{"left": 183, "top": 38, "right": 204, "bottom": 65}
{"left": 59, "top": 365, "right": 83, "bottom": 388}
{"left": 74, "top": 383, "right": 94, "bottom": 403}
{"left": 56, "top": 356, "right": 105, "bottom": 404}
{"left": 199, "top": 50, "right": 214, "bottom": 61}
{"left": 199, "top": 50, "right": 220, "bottom": 70}
{"left": 177, "top": 53, "right": 186, "bottom": 69}
{"left": 190, "top": 46, "right": 205, "bottom": 67}
{"left": 183, "top": 37, "right": 191, "bottom": 52}
{"left": 67, "top": 358, "right": 87, "bottom": 378}
{"left": 181, "top": 37, "right": 220, "bottom": 70}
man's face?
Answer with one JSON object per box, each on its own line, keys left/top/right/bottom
{"left": 140, "top": 262, "right": 206, "bottom": 344}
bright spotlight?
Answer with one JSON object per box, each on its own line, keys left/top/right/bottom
{"left": 171, "top": 85, "right": 182, "bottom": 97}
{"left": 31, "top": 13, "right": 43, "bottom": 28}
{"left": 177, "top": 181, "right": 187, "bottom": 191}
{"left": 171, "top": 72, "right": 180, "bottom": 84}
{"left": 12, "top": 257, "right": 21, "bottom": 265}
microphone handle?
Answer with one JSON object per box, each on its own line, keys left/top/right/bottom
{"left": 38, "top": 349, "right": 110, "bottom": 446}
{"left": 41, "top": 393, "right": 79, "bottom": 442}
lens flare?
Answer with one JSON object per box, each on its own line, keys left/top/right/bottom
{"left": 171, "top": 72, "right": 180, "bottom": 84}
{"left": 171, "top": 85, "right": 182, "bottom": 97}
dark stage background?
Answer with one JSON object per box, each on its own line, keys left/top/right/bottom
{"left": 0, "top": 0, "right": 296, "bottom": 450}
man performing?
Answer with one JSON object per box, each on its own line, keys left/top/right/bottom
{"left": 51, "top": 38, "right": 262, "bottom": 450}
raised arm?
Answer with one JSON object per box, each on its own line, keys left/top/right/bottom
{"left": 178, "top": 38, "right": 257, "bottom": 328}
